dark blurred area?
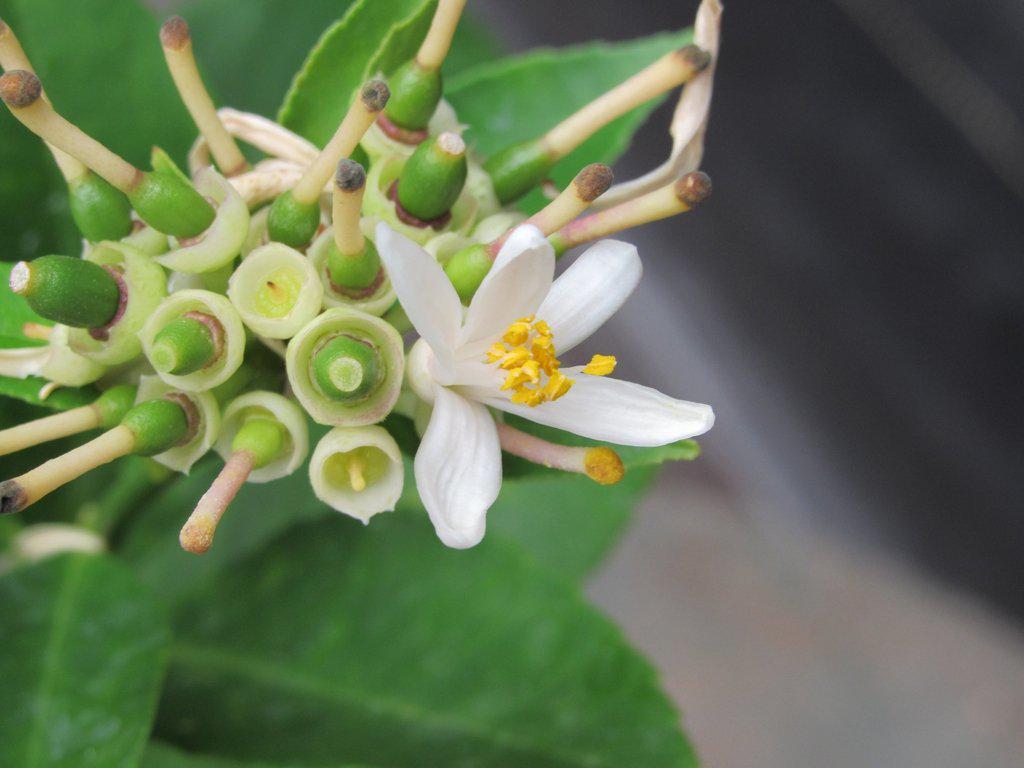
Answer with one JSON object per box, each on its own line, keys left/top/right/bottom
{"left": 475, "top": 0, "right": 1024, "bottom": 619}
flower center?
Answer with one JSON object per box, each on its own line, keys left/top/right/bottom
{"left": 485, "top": 316, "right": 572, "bottom": 407}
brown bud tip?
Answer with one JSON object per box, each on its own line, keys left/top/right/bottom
{"left": 0, "top": 480, "right": 27, "bottom": 515}
{"left": 0, "top": 70, "right": 41, "bottom": 108}
{"left": 436, "top": 131, "right": 466, "bottom": 157}
{"left": 675, "top": 171, "right": 712, "bottom": 206}
{"left": 573, "top": 164, "right": 614, "bottom": 202}
{"left": 335, "top": 158, "right": 367, "bottom": 192}
{"left": 160, "top": 16, "right": 191, "bottom": 50}
{"left": 360, "top": 79, "right": 390, "bottom": 112}
{"left": 584, "top": 447, "right": 625, "bottom": 486}
{"left": 677, "top": 44, "right": 712, "bottom": 73}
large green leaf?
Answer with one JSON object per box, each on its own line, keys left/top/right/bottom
{"left": 182, "top": 0, "right": 495, "bottom": 118}
{"left": 153, "top": 516, "right": 696, "bottom": 768}
{"left": 0, "top": 0, "right": 197, "bottom": 260}
{"left": 0, "top": 553, "right": 172, "bottom": 768}
{"left": 447, "top": 30, "right": 693, "bottom": 212}
{"left": 142, "top": 742, "right": 366, "bottom": 768}
{"left": 278, "top": 0, "right": 437, "bottom": 143}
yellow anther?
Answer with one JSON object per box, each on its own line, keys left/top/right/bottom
{"left": 520, "top": 359, "right": 541, "bottom": 383}
{"left": 582, "top": 354, "right": 617, "bottom": 376}
{"left": 486, "top": 342, "right": 508, "bottom": 363}
{"left": 533, "top": 319, "right": 552, "bottom": 337}
{"left": 510, "top": 388, "right": 544, "bottom": 407}
{"left": 499, "top": 347, "right": 531, "bottom": 369}
{"left": 501, "top": 368, "right": 532, "bottom": 391}
{"left": 543, "top": 371, "right": 573, "bottom": 401}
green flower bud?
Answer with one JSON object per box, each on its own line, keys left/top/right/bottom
{"left": 120, "top": 397, "right": 191, "bottom": 456}
{"left": 443, "top": 243, "right": 492, "bottom": 303}
{"left": 93, "top": 384, "right": 138, "bottom": 429}
{"left": 266, "top": 190, "right": 321, "bottom": 249}
{"left": 128, "top": 170, "right": 216, "bottom": 239}
{"left": 396, "top": 132, "right": 467, "bottom": 222}
{"left": 150, "top": 315, "right": 217, "bottom": 376}
{"left": 326, "top": 238, "right": 381, "bottom": 291}
{"left": 9, "top": 255, "right": 119, "bottom": 329}
{"left": 383, "top": 60, "right": 442, "bottom": 132}
{"left": 67, "top": 171, "right": 133, "bottom": 242}
{"left": 230, "top": 416, "right": 287, "bottom": 470}
{"left": 483, "top": 139, "right": 556, "bottom": 206}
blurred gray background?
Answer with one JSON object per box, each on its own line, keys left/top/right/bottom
{"left": 467, "top": 0, "right": 1024, "bottom": 765}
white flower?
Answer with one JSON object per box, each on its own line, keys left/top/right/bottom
{"left": 375, "top": 222, "right": 714, "bottom": 549}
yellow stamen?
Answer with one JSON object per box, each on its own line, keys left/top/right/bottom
{"left": 583, "top": 354, "right": 617, "bottom": 376}
{"left": 543, "top": 371, "right": 573, "bottom": 401}
{"left": 487, "top": 316, "right": 590, "bottom": 408}
{"left": 348, "top": 455, "right": 366, "bottom": 492}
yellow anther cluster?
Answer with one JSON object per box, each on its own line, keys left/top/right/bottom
{"left": 486, "top": 316, "right": 572, "bottom": 407}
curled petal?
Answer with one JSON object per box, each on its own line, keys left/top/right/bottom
{"left": 459, "top": 225, "right": 554, "bottom": 353}
{"left": 415, "top": 385, "right": 501, "bottom": 548}
{"left": 375, "top": 223, "right": 463, "bottom": 377}
{"left": 536, "top": 239, "right": 642, "bottom": 355}
{"left": 467, "top": 369, "right": 714, "bottom": 447}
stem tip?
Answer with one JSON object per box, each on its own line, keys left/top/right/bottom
{"left": 583, "top": 447, "right": 625, "bottom": 485}
{"left": 160, "top": 15, "right": 191, "bottom": 50}
{"left": 677, "top": 44, "right": 712, "bottom": 73}
{"left": 335, "top": 158, "right": 366, "bottom": 192}
{"left": 574, "top": 163, "right": 614, "bottom": 202}
{"left": 0, "top": 480, "right": 27, "bottom": 515}
{"left": 360, "top": 79, "right": 391, "bottom": 113}
{"left": 675, "top": 171, "right": 712, "bottom": 206}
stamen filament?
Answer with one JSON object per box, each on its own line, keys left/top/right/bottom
{"left": 549, "top": 171, "right": 711, "bottom": 253}
{"left": 179, "top": 449, "right": 254, "bottom": 554}
{"left": 0, "top": 425, "right": 135, "bottom": 514}
{"left": 542, "top": 45, "right": 711, "bottom": 159}
{"left": 495, "top": 422, "right": 624, "bottom": 485}
{"left": 347, "top": 455, "right": 367, "bottom": 492}
{"left": 160, "top": 16, "right": 248, "bottom": 176}
{"left": 0, "top": 70, "right": 142, "bottom": 192}
{"left": 0, "top": 405, "right": 101, "bottom": 457}
{"left": 416, "top": 0, "right": 468, "bottom": 70}
{"left": 291, "top": 80, "right": 389, "bottom": 205}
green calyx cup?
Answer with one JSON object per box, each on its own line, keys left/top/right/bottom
{"left": 483, "top": 139, "right": 556, "bottom": 205}
{"left": 128, "top": 170, "right": 216, "bottom": 239}
{"left": 267, "top": 190, "right": 321, "bottom": 249}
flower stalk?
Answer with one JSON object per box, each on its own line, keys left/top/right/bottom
{"left": 495, "top": 422, "right": 625, "bottom": 485}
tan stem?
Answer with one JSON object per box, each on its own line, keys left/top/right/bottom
{"left": 4, "top": 425, "right": 134, "bottom": 511}
{"left": 495, "top": 422, "right": 624, "bottom": 485}
{"left": 543, "top": 48, "right": 706, "bottom": 159}
{"left": 0, "top": 405, "right": 101, "bottom": 457}
{"left": 179, "top": 449, "right": 254, "bottom": 554}
{"left": 332, "top": 186, "right": 365, "bottom": 256}
{"left": 163, "top": 42, "right": 247, "bottom": 175}
{"left": 0, "top": 24, "right": 88, "bottom": 182}
{"left": 7, "top": 98, "right": 141, "bottom": 192}
{"left": 292, "top": 102, "right": 379, "bottom": 205}
{"left": 416, "top": 0, "right": 468, "bottom": 70}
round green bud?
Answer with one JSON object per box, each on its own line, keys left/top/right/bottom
{"left": 327, "top": 238, "right": 381, "bottom": 291}
{"left": 396, "top": 132, "right": 467, "bottom": 222}
{"left": 311, "top": 335, "right": 383, "bottom": 404}
{"left": 9, "top": 255, "right": 119, "bottom": 329}
{"left": 93, "top": 384, "right": 139, "bottom": 429}
{"left": 121, "top": 397, "right": 191, "bottom": 456}
{"left": 128, "top": 170, "right": 216, "bottom": 239}
{"left": 230, "top": 416, "right": 287, "bottom": 469}
{"left": 150, "top": 315, "right": 216, "bottom": 376}
{"left": 443, "top": 243, "right": 492, "bottom": 303}
{"left": 68, "top": 172, "right": 133, "bottom": 242}
{"left": 383, "top": 60, "right": 443, "bottom": 132}
{"left": 483, "top": 139, "right": 557, "bottom": 205}
{"left": 267, "top": 190, "right": 321, "bottom": 249}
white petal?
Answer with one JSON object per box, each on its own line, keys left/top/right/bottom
{"left": 458, "top": 225, "right": 554, "bottom": 352}
{"left": 375, "top": 223, "right": 462, "bottom": 375}
{"left": 468, "top": 369, "right": 714, "bottom": 447}
{"left": 536, "top": 239, "right": 642, "bottom": 354}
{"left": 415, "top": 385, "right": 502, "bottom": 549}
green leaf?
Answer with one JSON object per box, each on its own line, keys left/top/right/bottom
{"left": 154, "top": 516, "right": 696, "bottom": 768}
{"left": 278, "top": 0, "right": 438, "bottom": 144}
{"left": 0, "top": 261, "right": 49, "bottom": 348}
{"left": 142, "top": 742, "right": 368, "bottom": 768}
{"left": 447, "top": 30, "right": 693, "bottom": 213}
{"left": 0, "top": 553, "right": 172, "bottom": 768}
{"left": 0, "top": 0, "right": 197, "bottom": 260}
